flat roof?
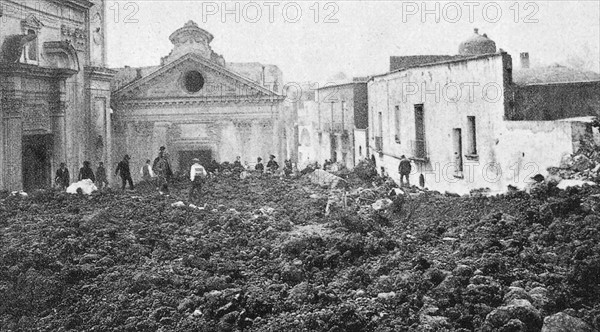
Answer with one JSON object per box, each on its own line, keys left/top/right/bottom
{"left": 369, "top": 52, "right": 504, "bottom": 81}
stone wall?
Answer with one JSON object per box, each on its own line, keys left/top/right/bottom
{"left": 510, "top": 81, "right": 600, "bottom": 121}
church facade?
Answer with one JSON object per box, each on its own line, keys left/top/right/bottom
{"left": 0, "top": 0, "right": 114, "bottom": 191}
{"left": 111, "top": 21, "right": 290, "bottom": 178}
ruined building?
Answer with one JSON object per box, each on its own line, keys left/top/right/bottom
{"left": 369, "top": 29, "right": 600, "bottom": 194}
{"left": 111, "top": 21, "right": 290, "bottom": 178}
{"left": 295, "top": 79, "right": 368, "bottom": 170}
{"left": 0, "top": 0, "right": 114, "bottom": 191}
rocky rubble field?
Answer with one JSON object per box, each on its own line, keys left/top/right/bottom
{"left": 1, "top": 175, "right": 599, "bottom": 331}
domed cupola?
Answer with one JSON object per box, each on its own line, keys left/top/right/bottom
{"left": 458, "top": 28, "right": 497, "bottom": 55}
{"left": 165, "top": 20, "right": 215, "bottom": 62}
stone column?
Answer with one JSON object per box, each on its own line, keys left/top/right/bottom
{"left": 106, "top": 106, "right": 113, "bottom": 184}
{"left": 0, "top": 86, "right": 4, "bottom": 190}
{"left": 52, "top": 80, "right": 68, "bottom": 169}
{"left": 2, "top": 82, "right": 24, "bottom": 191}
{"left": 124, "top": 120, "right": 134, "bottom": 157}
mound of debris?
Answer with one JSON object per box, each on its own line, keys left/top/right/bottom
{"left": 0, "top": 175, "right": 599, "bottom": 331}
{"left": 555, "top": 138, "right": 600, "bottom": 183}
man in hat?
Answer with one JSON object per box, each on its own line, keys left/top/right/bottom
{"left": 267, "top": 155, "right": 279, "bottom": 173}
{"left": 189, "top": 158, "right": 208, "bottom": 201}
{"left": 153, "top": 146, "right": 172, "bottom": 194}
{"left": 115, "top": 154, "right": 134, "bottom": 190}
{"left": 55, "top": 162, "right": 70, "bottom": 190}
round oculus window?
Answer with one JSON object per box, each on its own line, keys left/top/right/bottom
{"left": 184, "top": 71, "right": 205, "bottom": 93}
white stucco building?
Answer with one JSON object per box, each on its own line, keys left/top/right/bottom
{"left": 368, "top": 30, "right": 600, "bottom": 194}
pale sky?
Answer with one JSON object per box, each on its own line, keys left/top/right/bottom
{"left": 106, "top": 1, "right": 600, "bottom": 84}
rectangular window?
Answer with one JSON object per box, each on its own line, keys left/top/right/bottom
{"left": 394, "top": 105, "right": 401, "bottom": 143}
{"left": 453, "top": 128, "right": 464, "bottom": 175}
{"left": 414, "top": 104, "right": 426, "bottom": 159}
{"left": 378, "top": 112, "right": 383, "bottom": 137}
{"left": 375, "top": 111, "right": 383, "bottom": 151}
{"left": 467, "top": 116, "right": 477, "bottom": 155}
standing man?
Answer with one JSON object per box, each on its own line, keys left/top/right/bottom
{"left": 115, "top": 155, "right": 134, "bottom": 190}
{"left": 232, "top": 156, "right": 243, "bottom": 176}
{"left": 189, "top": 158, "right": 207, "bottom": 202}
{"left": 153, "top": 146, "right": 172, "bottom": 194}
{"left": 140, "top": 159, "right": 155, "bottom": 181}
{"left": 78, "top": 161, "right": 95, "bottom": 182}
{"left": 55, "top": 163, "right": 70, "bottom": 190}
{"left": 284, "top": 159, "right": 293, "bottom": 177}
{"left": 96, "top": 162, "right": 109, "bottom": 189}
{"left": 398, "top": 155, "right": 412, "bottom": 187}
{"left": 267, "top": 155, "right": 279, "bottom": 173}
{"left": 255, "top": 157, "right": 264, "bottom": 173}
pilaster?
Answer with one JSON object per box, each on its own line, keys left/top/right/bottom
{"left": 2, "top": 80, "right": 24, "bottom": 191}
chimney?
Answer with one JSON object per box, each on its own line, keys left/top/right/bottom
{"left": 520, "top": 52, "right": 530, "bottom": 69}
{"left": 474, "top": 28, "right": 479, "bottom": 34}
{"left": 136, "top": 68, "right": 142, "bottom": 79}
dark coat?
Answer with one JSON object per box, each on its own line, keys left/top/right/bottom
{"left": 267, "top": 160, "right": 279, "bottom": 171}
{"left": 153, "top": 156, "right": 172, "bottom": 177}
{"left": 399, "top": 159, "right": 412, "bottom": 174}
{"left": 116, "top": 160, "right": 132, "bottom": 178}
{"left": 96, "top": 166, "right": 107, "bottom": 182}
{"left": 79, "top": 166, "right": 96, "bottom": 182}
{"left": 55, "top": 168, "right": 70, "bottom": 187}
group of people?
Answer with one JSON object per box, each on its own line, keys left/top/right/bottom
{"left": 201, "top": 155, "right": 289, "bottom": 176}
{"left": 54, "top": 147, "right": 291, "bottom": 199}
{"left": 54, "top": 146, "right": 174, "bottom": 193}
{"left": 54, "top": 161, "right": 109, "bottom": 190}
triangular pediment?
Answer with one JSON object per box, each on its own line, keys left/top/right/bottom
{"left": 114, "top": 54, "right": 280, "bottom": 102}
{"left": 22, "top": 14, "right": 44, "bottom": 30}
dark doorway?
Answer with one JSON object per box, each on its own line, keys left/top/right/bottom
{"left": 330, "top": 135, "right": 338, "bottom": 162}
{"left": 22, "top": 134, "right": 53, "bottom": 192}
{"left": 179, "top": 150, "right": 212, "bottom": 174}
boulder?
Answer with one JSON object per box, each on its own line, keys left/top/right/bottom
{"left": 372, "top": 199, "right": 393, "bottom": 211}
{"left": 541, "top": 312, "right": 594, "bottom": 332}
{"left": 484, "top": 299, "right": 542, "bottom": 331}
{"left": 377, "top": 291, "right": 396, "bottom": 300}
{"left": 503, "top": 287, "right": 533, "bottom": 304}
{"left": 528, "top": 287, "right": 549, "bottom": 309}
